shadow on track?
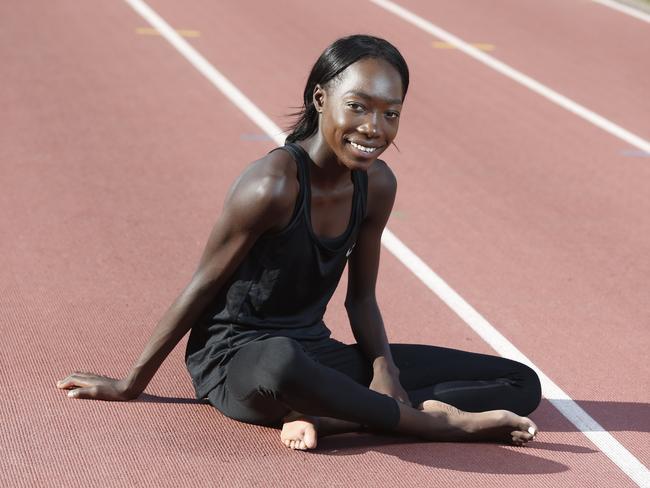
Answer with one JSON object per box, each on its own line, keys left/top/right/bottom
{"left": 315, "top": 434, "right": 579, "bottom": 474}
{"left": 134, "top": 393, "right": 209, "bottom": 405}
{"left": 125, "top": 396, "right": 614, "bottom": 474}
{"left": 134, "top": 395, "right": 650, "bottom": 433}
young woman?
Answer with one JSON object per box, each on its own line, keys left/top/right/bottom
{"left": 57, "top": 35, "right": 541, "bottom": 451}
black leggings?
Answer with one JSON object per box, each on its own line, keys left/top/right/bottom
{"left": 207, "top": 336, "right": 542, "bottom": 431}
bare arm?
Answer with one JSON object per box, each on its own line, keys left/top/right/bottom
{"left": 57, "top": 152, "right": 298, "bottom": 400}
{"left": 345, "top": 161, "right": 408, "bottom": 402}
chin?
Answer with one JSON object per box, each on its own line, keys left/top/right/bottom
{"left": 341, "top": 141, "right": 385, "bottom": 169}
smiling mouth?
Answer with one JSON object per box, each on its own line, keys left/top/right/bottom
{"left": 348, "top": 140, "right": 383, "bottom": 154}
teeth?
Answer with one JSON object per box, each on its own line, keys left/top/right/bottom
{"left": 350, "top": 141, "right": 378, "bottom": 153}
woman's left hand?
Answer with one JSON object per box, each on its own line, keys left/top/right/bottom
{"left": 369, "top": 370, "right": 411, "bottom": 406}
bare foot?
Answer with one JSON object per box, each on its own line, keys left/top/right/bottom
{"left": 280, "top": 412, "right": 362, "bottom": 451}
{"left": 470, "top": 408, "right": 538, "bottom": 446}
{"left": 280, "top": 415, "right": 318, "bottom": 451}
{"left": 418, "top": 400, "right": 538, "bottom": 446}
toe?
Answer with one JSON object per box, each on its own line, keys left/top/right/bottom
{"left": 511, "top": 430, "right": 533, "bottom": 445}
{"left": 304, "top": 428, "right": 317, "bottom": 450}
{"left": 519, "top": 417, "right": 538, "bottom": 435}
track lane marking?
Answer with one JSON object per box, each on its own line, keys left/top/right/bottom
{"left": 592, "top": 0, "right": 650, "bottom": 23}
{"left": 136, "top": 27, "right": 200, "bottom": 38}
{"left": 122, "top": 0, "right": 650, "bottom": 486}
{"left": 433, "top": 41, "right": 495, "bottom": 51}
{"left": 380, "top": 232, "right": 650, "bottom": 488}
{"left": 124, "top": 0, "right": 284, "bottom": 142}
{"left": 370, "top": 0, "right": 650, "bottom": 154}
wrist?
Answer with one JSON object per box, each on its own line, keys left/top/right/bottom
{"left": 120, "top": 373, "right": 144, "bottom": 399}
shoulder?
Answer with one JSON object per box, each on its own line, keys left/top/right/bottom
{"left": 364, "top": 159, "right": 397, "bottom": 222}
{"left": 235, "top": 148, "right": 298, "bottom": 202}
{"left": 224, "top": 147, "right": 299, "bottom": 232}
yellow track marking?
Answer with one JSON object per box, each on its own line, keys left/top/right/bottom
{"left": 433, "top": 41, "right": 494, "bottom": 51}
{"left": 136, "top": 27, "right": 200, "bottom": 38}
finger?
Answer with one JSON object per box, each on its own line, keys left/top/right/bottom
{"left": 57, "top": 376, "right": 96, "bottom": 389}
{"left": 70, "top": 371, "right": 97, "bottom": 379}
{"left": 67, "top": 386, "right": 98, "bottom": 399}
{"left": 58, "top": 370, "right": 106, "bottom": 383}
{"left": 57, "top": 376, "right": 84, "bottom": 389}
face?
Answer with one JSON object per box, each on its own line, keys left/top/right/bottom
{"left": 314, "top": 58, "right": 404, "bottom": 170}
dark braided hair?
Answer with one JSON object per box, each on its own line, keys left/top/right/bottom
{"left": 285, "top": 34, "right": 409, "bottom": 144}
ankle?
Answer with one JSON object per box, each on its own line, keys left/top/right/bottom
{"left": 282, "top": 411, "right": 320, "bottom": 428}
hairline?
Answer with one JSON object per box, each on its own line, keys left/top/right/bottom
{"left": 339, "top": 90, "right": 403, "bottom": 106}
{"left": 321, "top": 56, "right": 406, "bottom": 98}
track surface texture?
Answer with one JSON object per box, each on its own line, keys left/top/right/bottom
{"left": 1, "top": 1, "right": 648, "bottom": 487}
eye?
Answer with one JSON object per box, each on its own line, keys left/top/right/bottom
{"left": 346, "top": 102, "right": 365, "bottom": 112}
{"left": 385, "top": 111, "right": 400, "bottom": 119}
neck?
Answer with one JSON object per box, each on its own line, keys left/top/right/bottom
{"left": 297, "top": 133, "right": 351, "bottom": 188}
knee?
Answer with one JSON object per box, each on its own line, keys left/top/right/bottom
{"left": 257, "top": 337, "right": 309, "bottom": 393}
{"left": 516, "top": 363, "right": 542, "bottom": 416}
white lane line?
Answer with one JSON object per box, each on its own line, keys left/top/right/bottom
{"left": 593, "top": 0, "right": 650, "bottom": 24}
{"left": 122, "top": 1, "right": 650, "bottom": 486}
{"left": 380, "top": 231, "right": 650, "bottom": 488}
{"left": 123, "top": 0, "right": 285, "bottom": 145}
{"left": 370, "top": 0, "right": 650, "bottom": 154}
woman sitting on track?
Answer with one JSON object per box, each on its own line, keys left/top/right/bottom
{"left": 57, "top": 34, "right": 541, "bottom": 451}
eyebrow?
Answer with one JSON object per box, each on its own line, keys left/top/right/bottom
{"left": 343, "top": 90, "right": 403, "bottom": 106}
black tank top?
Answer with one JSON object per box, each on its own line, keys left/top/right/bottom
{"left": 185, "top": 143, "right": 368, "bottom": 398}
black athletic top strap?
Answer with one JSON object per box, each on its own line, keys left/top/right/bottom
{"left": 185, "top": 142, "right": 369, "bottom": 398}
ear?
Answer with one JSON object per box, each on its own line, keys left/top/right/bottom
{"left": 312, "top": 84, "right": 326, "bottom": 113}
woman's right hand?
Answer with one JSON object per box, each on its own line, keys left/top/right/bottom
{"left": 56, "top": 372, "right": 139, "bottom": 401}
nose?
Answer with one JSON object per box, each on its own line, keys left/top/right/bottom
{"left": 359, "top": 112, "right": 382, "bottom": 138}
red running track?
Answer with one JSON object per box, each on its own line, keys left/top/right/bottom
{"left": 1, "top": 0, "right": 648, "bottom": 486}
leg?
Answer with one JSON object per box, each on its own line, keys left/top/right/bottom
{"left": 397, "top": 399, "right": 538, "bottom": 446}
{"left": 296, "top": 339, "right": 540, "bottom": 446}
{"left": 389, "top": 344, "right": 542, "bottom": 416}
{"left": 211, "top": 336, "right": 399, "bottom": 430}
{"left": 210, "top": 336, "right": 538, "bottom": 450}
{"left": 301, "top": 339, "right": 541, "bottom": 416}
{"left": 288, "top": 339, "right": 541, "bottom": 444}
